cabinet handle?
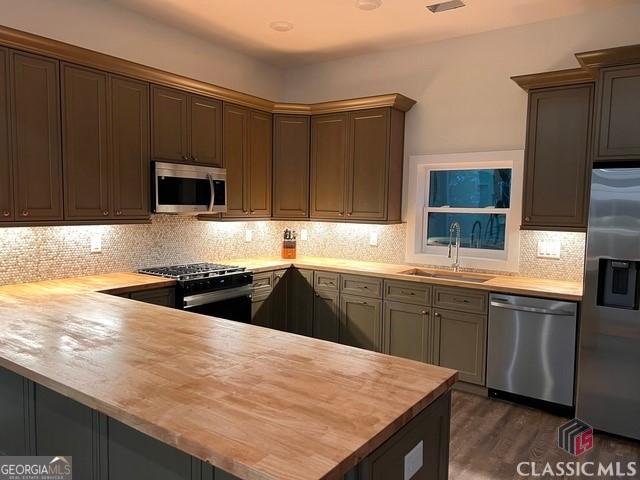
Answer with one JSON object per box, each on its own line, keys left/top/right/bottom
{"left": 21, "top": 210, "right": 29, "bottom": 217}
{"left": 362, "top": 285, "right": 368, "bottom": 289}
{"left": 103, "top": 210, "right": 109, "bottom": 216}
{"left": 2, "top": 211, "right": 9, "bottom": 217}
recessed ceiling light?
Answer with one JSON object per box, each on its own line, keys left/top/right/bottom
{"left": 355, "top": 0, "right": 382, "bottom": 11}
{"left": 426, "top": 0, "right": 465, "bottom": 13}
{"left": 269, "top": 21, "right": 294, "bottom": 32}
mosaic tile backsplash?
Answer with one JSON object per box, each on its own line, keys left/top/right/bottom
{"left": 0, "top": 215, "right": 585, "bottom": 285}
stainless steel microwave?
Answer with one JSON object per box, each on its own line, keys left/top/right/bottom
{"left": 152, "top": 161, "right": 227, "bottom": 215}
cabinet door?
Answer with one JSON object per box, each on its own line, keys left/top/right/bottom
{"left": 190, "top": 94, "right": 222, "bottom": 166}
{"left": 273, "top": 115, "right": 309, "bottom": 218}
{"left": 222, "top": 103, "right": 248, "bottom": 217}
{"left": 10, "top": 51, "right": 63, "bottom": 221}
{"left": 271, "top": 269, "right": 288, "bottom": 331}
{"left": 251, "top": 295, "right": 273, "bottom": 329}
{"left": 522, "top": 85, "right": 593, "bottom": 231}
{"left": 129, "top": 287, "right": 175, "bottom": 307}
{"left": 347, "top": 108, "right": 389, "bottom": 221}
{"left": 383, "top": 302, "right": 433, "bottom": 364}
{"left": 0, "top": 48, "right": 12, "bottom": 222}
{"left": 596, "top": 65, "right": 640, "bottom": 160}
{"left": 111, "top": 76, "right": 150, "bottom": 219}
{"left": 310, "top": 113, "right": 348, "bottom": 219}
{"left": 434, "top": 309, "right": 487, "bottom": 385}
{"left": 35, "top": 385, "right": 96, "bottom": 480}
{"left": 313, "top": 288, "right": 340, "bottom": 343}
{"left": 151, "top": 86, "right": 189, "bottom": 163}
{"left": 0, "top": 368, "right": 32, "bottom": 456}
{"left": 247, "top": 110, "right": 272, "bottom": 217}
{"left": 62, "top": 64, "right": 110, "bottom": 220}
{"left": 339, "top": 294, "right": 382, "bottom": 352}
{"left": 287, "top": 269, "right": 314, "bottom": 336}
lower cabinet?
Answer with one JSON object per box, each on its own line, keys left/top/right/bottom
{"left": 251, "top": 293, "right": 273, "bottom": 329}
{"left": 433, "top": 308, "right": 487, "bottom": 385}
{"left": 250, "top": 270, "right": 288, "bottom": 331}
{"left": 271, "top": 269, "right": 288, "bottom": 331}
{"left": 287, "top": 269, "right": 314, "bottom": 336}
{"left": 129, "top": 287, "right": 176, "bottom": 307}
{"left": 0, "top": 367, "right": 32, "bottom": 455}
{"left": 339, "top": 294, "right": 382, "bottom": 352}
{"left": 313, "top": 288, "right": 340, "bottom": 342}
{"left": 383, "top": 301, "right": 434, "bottom": 364}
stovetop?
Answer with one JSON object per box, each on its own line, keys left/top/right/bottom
{"left": 139, "top": 263, "right": 247, "bottom": 282}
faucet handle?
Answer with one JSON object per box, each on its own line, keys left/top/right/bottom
{"left": 447, "top": 243, "right": 453, "bottom": 258}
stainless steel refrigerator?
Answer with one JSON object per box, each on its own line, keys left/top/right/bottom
{"left": 577, "top": 167, "right": 640, "bottom": 440}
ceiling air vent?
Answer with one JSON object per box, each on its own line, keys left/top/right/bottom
{"left": 426, "top": 0, "right": 465, "bottom": 13}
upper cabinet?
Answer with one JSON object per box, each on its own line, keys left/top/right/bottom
{"left": 273, "top": 115, "right": 309, "bottom": 219}
{"left": 0, "top": 48, "right": 11, "bottom": 222}
{"left": 151, "top": 86, "right": 222, "bottom": 167}
{"left": 595, "top": 64, "right": 640, "bottom": 161}
{"left": 522, "top": 84, "right": 594, "bottom": 231}
{"left": 310, "top": 108, "right": 404, "bottom": 223}
{"left": 10, "top": 51, "right": 63, "bottom": 222}
{"left": 221, "top": 103, "right": 272, "bottom": 219}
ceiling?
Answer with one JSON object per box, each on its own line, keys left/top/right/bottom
{"left": 108, "top": 0, "right": 634, "bottom": 67}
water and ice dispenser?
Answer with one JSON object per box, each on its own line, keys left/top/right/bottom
{"left": 597, "top": 259, "right": 640, "bottom": 309}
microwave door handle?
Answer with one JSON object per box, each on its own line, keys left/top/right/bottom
{"left": 207, "top": 173, "right": 215, "bottom": 212}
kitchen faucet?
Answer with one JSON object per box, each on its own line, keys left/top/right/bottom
{"left": 448, "top": 221, "right": 461, "bottom": 272}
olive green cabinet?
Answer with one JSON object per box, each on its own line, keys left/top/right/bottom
{"left": 595, "top": 64, "right": 640, "bottom": 161}
{"left": 273, "top": 114, "right": 309, "bottom": 219}
{"left": 339, "top": 295, "right": 382, "bottom": 352}
{"left": 287, "top": 268, "right": 314, "bottom": 336}
{"left": 522, "top": 84, "right": 594, "bottom": 231}
{"left": 251, "top": 272, "right": 274, "bottom": 329}
{"left": 383, "top": 302, "right": 434, "bottom": 364}
{"left": 0, "top": 47, "right": 12, "bottom": 222}
{"left": 0, "top": 367, "right": 32, "bottom": 455}
{"left": 313, "top": 288, "right": 340, "bottom": 343}
{"left": 433, "top": 308, "right": 487, "bottom": 385}
{"left": 271, "top": 269, "right": 288, "bottom": 331}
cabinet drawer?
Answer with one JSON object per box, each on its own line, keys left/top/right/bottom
{"left": 129, "top": 288, "right": 175, "bottom": 307}
{"left": 314, "top": 271, "right": 340, "bottom": 291}
{"left": 252, "top": 272, "right": 273, "bottom": 292}
{"left": 433, "top": 286, "right": 487, "bottom": 315}
{"left": 341, "top": 275, "right": 382, "bottom": 299}
{"left": 384, "top": 280, "right": 431, "bottom": 306}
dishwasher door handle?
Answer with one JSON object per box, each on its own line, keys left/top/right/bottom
{"left": 490, "top": 301, "right": 575, "bottom": 316}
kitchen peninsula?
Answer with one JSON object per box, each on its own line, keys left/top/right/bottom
{"left": 0, "top": 272, "right": 456, "bottom": 480}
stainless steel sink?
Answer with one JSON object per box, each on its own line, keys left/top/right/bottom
{"left": 399, "top": 268, "right": 493, "bottom": 283}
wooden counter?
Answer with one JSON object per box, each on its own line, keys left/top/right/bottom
{"left": 0, "top": 275, "right": 456, "bottom": 480}
{"left": 227, "top": 256, "right": 583, "bottom": 302}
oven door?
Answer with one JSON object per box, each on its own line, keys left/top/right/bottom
{"left": 182, "top": 285, "right": 252, "bottom": 323}
{"left": 153, "top": 161, "right": 227, "bottom": 214}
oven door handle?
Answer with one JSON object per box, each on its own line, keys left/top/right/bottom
{"left": 183, "top": 285, "right": 252, "bottom": 309}
{"left": 207, "top": 173, "right": 215, "bottom": 212}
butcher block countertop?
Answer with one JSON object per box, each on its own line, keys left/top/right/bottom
{"left": 0, "top": 273, "right": 457, "bottom": 480}
{"left": 229, "top": 256, "right": 584, "bottom": 302}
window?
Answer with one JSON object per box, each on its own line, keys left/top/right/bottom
{"left": 423, "top": 168, "right": 512, "bottom": 253}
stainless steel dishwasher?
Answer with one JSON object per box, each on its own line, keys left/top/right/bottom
{"left": 487, "top": 294, "right": 578, "bottom": 413}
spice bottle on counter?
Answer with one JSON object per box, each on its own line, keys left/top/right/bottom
{"left": 282, "top": 228, "right": 297, "bottom": 259}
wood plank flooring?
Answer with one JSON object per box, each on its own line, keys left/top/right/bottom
{"left": 450, "top": 392, "right": 640, "bottom": 479}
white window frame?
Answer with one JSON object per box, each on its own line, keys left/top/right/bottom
{"left": 405, "top": 150, "right": 523, "bottom": 272}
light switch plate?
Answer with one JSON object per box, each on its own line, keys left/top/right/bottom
{"left": 300, "top": 229, "right": 308, "bottom": 241}
{"left": 369, "top": 232, "right": 379, "bottom": 247}
{"left": 90, "top": 233, "right": 102, "bottom": 253}
{"left": 537, "top": 239, "right": 561, "bottom": 259}
{"left": 404, "top": 440, "right": 423, "bottom": 480}
{"left": 245, "top": 229, "right": 253, "bottom": 242}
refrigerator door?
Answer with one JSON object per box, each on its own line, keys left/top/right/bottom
{"left": 577, "top": 168, "right": 640, "bottom": 440}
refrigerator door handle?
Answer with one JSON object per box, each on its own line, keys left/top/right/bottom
{"left": 489, "top": 301, "right": 575, "bottom": 316}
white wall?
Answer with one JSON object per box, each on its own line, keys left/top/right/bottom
{"left": 0, "top": 0, "right": 284, "bottom": 99}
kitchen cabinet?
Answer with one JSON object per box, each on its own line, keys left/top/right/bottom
{"left": 287, "top": 268, "right": 314, "bottom": 336}
{"left": 0, "top": 47, "right": 12, "bottom": 222}
{"left": 383, "top": 302, "right": 434, "bottom": 364}
{"left": 62, "top": 65, "right": 150, "bottom": 221}
{"left": 434, "top": 308, "right": 486, "bottom": 385}
{"left": 0, "top": 367, "right": 33, "bottom": 455}
{"left": 522, "top": 84, "right": 594, "bottom": 231}
{"left": 251, "top": 271, "right": 274, "bottom": 329}
{"left": 62, "top": 63, "right": 109, "bottom": 219}
{"left": 271, "top": 269, "right": 288, "bottom": 331}
{"left": 222, "top": 104, "right": 272, "bottom": 218}
{"left": 151, "top": 86, "right": 222, "bottom": 166}
{"left": 10, "top": 51, "right": 63, "bottom": 222}
{"left": 273, "top": 114, "right": 309, "bottom": 218}
{"left": 339, "top": 294, "right": 382, "bottom": 352}
{"left": 595, "top": 64, "right": 640, "bottom": 161}
{"left": 129, "top": 287, "right": 175, "bottom": 307}
{"left": 313, "top": 288, "right": 340, "bottom": 343}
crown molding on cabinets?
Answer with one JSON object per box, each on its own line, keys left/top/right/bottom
{"left": 0, "top": 25, "right": 415, "bottom": 114}
{"left": 511, "top": 68, "right": 595, "bottom": 91}
{"left": 576, "top": 44, "right": 640, "bottom": 71}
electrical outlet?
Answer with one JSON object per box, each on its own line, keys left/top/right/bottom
{"left": 369, "top": 232, "right": 379, "bottom": 247}
{"left": 90, "top": 233, "right": 102, "bottom": 253}
{"left": 537, "top": 240, "right": 561, "bottom": 259}
{"left": 300, "top": 229, "right": 308, "bottom": 241}
{"left": 245, "top": 229, "right": 253, "bottom": 242}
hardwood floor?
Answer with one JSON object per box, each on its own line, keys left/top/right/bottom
{"left": 450, "top": 391, "right": 640, "bottom": 479}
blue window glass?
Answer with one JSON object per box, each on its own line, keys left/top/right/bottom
{"left": 426, "top": 213, "right": 506, "bottom": 250}
{"left": 429, "top": 169, "right": 511, "bottom": 208}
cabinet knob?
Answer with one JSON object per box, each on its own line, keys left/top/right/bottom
{"left": 250, "top": 210, "right": 255, "bottom": 215}
{"left": 347, "top": 212, "right": 352, "bottom": 216}
{"left": 421, "top": 311, "right": 428, "bottom": 315}
{"left": 116, "top": 210, "right": 122, "bottom": 216}
{"left": 21, "top": 210, "right": 29, "bottom": 217}
{"left": 192, "top": 156, "right": 198, "bottom": 162}
{"left": 338, "top": 211, "right": 344, "bottom": 216}
{"left": 434, "top": 312, "right": 441, "bottom": 317}
{"left": 103, "top": 210, "right": 109, "bottom": 216}
{"left": 2, "top": 210, "right": 9, "bottom": 217}
{"left": 524, "top": 216, "right": 530, "bottom": 222}
{"left": 182, "top": 155, "right": 189, "bottom": 161}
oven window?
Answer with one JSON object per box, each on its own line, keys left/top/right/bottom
{"left": 158, "top": 176, "right": 211, "bottom": 206}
